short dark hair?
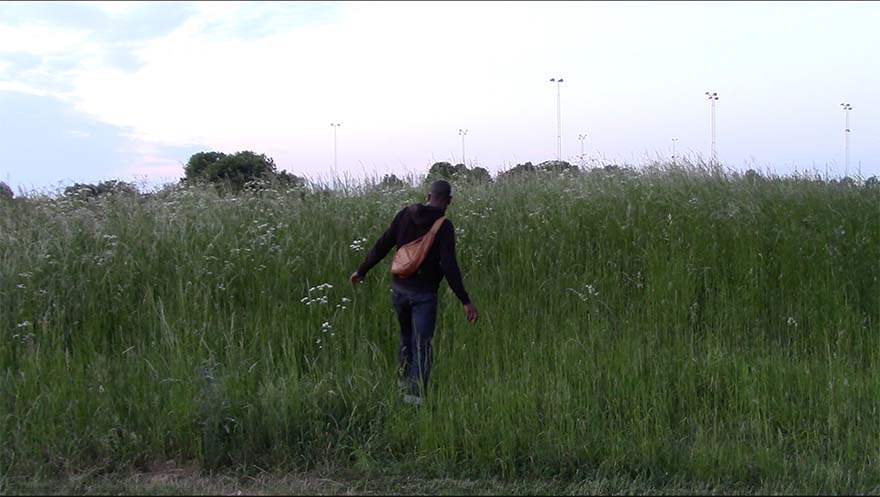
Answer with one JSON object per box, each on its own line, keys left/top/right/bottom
{"left": 429, "top": 180, "right": 452, "bottom": 199}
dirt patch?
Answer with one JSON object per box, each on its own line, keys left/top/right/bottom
{"left": 120, "top": 461, "right": 359, "bottom": 495}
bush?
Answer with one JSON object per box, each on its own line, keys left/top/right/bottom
{"left": 536, "top": 160, "right": 577, "bottom": 173}
{"left": 496, "top": 161, "right": 536, "bottom": 180}
{"left": 183, "top": 151, "right": 273, "bottom": 191}
{"left": 426, "top": 162, "right": 492, "bottom": 185}
{"left": 95, "top": 180, "right": 138, "bottom": 196}
{"left": 427, "top": 161, "right": 455, "bottom": 181}
{"left": 276, "top": 170, "right": 306, "bottom": 189}
{"left": 63, "top": 182, "right": 99, "bottom": 199}
{"left": 63, "top": 180, "right": 138, "bottom": 200}
{"left": 184, "top": 151, "right": 305, "bottom": 193}
{"left": 183, "top": 151, "right": 227, "bottom": 181}
{"left": 497, "top": 160, "right": 578, "bottom": 181}
{"left": 0, "top": 181, "right": 13, "bottom": 201}
{"left": 379, "top": 173, "right": 406, "bottom": 189}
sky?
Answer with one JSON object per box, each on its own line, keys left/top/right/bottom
{"left": 1, "top": 1, "right": 879, "bottom": 193}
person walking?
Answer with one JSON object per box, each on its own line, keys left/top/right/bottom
{"left": 349, "top": 180, "right": 478, "bottom": 405}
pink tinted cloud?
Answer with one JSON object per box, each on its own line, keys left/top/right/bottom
{"left": 121, "top": 141, "right": 188, "bottom": 185}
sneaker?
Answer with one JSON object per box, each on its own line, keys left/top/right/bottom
{"left": 397, "top": 378, "right": 408, "bottom": 390}
{"left": 403, "top": 394, "right": 423, "bottom": 406}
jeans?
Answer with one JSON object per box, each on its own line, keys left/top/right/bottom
{"left": 391, "top": 285, "right": 438, "bottom": 398}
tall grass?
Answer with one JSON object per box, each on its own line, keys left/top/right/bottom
{"left": 1, "top": 162, "right": 878, "bottom": 492}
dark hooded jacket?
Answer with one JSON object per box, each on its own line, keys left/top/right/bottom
{"left": 356, "top": 203, "right": 470, "bottom": 305}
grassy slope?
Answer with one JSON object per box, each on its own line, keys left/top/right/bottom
{"left": 1, "top": 163, "right": 878, "bottom": 493}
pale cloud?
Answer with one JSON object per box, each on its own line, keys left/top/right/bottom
{"left": 3, "top": 0, "right": 880, "bottom": 190}
{"left": 0, "top": 19, "right": 106, "bottom": 96}
{"left": 61, "top": 1, "right": 566, "bottom": 177}
{"left": 4, "top": 1, "right": 626, "bottom": 181}
{"left": 124, "top": 157, "right": 187, "bottom": 184}
{"left": 0, "top": 22, "right": 91, "bottom": 56}
{"left": 79, "top": 1, "right": 148, "bottom": 18}
{"left": 0, "top": 80, "right": 51, "bottom": 96}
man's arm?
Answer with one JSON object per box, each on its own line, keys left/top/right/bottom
{"left": 437, "top": 221, "right": 471, "bottom": 305}
{"left": 437, "top": 221, "right": 478, "bottom": 322}
{"left": 354, "top": 209, "right": 403, "bottom": 279}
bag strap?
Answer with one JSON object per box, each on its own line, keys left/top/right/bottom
{"left": 428, "top": 216, "right": 446, "bottom": 236}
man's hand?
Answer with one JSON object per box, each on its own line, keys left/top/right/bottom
{"left": 463, "top": 302, "right": 479, "bottom": 323}
{"left": 349, "top": 271, "right": 364, "bottom": 287}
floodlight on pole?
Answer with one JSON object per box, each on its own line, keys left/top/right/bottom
{"left": 840, "top": 103, "right": 852, "bottom": 177}
{"left": 705, "top": 91, "right": 718, "bottom": 164}
{"left": 578, "top": 133, "right": 588, "bottom": 166}
{"left": 671, "top": 137, "right": 679, "bottom": 165}
{"left": 459, "top": 128, "right": 468, "bottom": 166}
{"left": 550, "top": 77, "right": 564, "bottom": 160}
{"left": 330, "top": 123, "right": 341, "bottom": 170}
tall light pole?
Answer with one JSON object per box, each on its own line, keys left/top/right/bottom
{"left": 459, "top": 128, "right": 468, "bottom": 166}
{"left": 330, "top": 123, "right": 341, "bottom": 170}
{"left": 840, "top": 103, "right": 852, "bottom": 177}
{"left": 705, "top": 91, "right": 718, "bottom": 164}
{"left": 671, "top": 137, "right": 679, "bottom": 165}
{"left": 578, "top": 133, "right": 588, "bottom": 166}
{"left": 550, "top": 77, "right": 564, "bottom": 161}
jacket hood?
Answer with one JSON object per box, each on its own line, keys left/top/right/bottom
{"left": 409, "top": 203, "right": 445, "bottom": 227}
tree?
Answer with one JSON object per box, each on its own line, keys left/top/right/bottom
{"left": 379, "top": 173, "right": 406, "bottom": 189}
{"left": 275, "top": 170, "right": 306, "bottom": 189}
{"left": 537, "top": 160, "right": 576, "bottom": 173}
{"left": 184, "top": 151, "right": 226, "bottom": 181}
{"left": 95, "top": 179, "right": 138, "bottom": 196}
{"left": 496, "top": 161, "right": 535, "bottom": 181}
{"left": 63, "top": 179, "right": 138, "bottom": 200}
{"left": 0, "top": 181, "right": 13, "bottom": 201}
{"left": 468, "top": 166, "right": 491, "bottom": 183}
{"left": 426, "top": 161, "right": 492, "bottom": 184}
{"left": 63, "top": 183, "right": 98, "bottom": 199}
{"left": 184, "top": 150, "right": 283, "bottom": 192}
{"left": 498, "top": 160, "right": 579, "bottom": 181}
{"left": 427, "top": 161, "right": 456, "bottom": 181}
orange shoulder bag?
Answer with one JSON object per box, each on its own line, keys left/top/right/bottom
{"left": 390, "top": 216, "right": 446, "bottom": 278}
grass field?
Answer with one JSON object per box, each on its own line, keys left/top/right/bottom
{"left": 1, "top": 162, "right": 878, "bottom": 494}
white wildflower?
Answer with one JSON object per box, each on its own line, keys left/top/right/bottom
{"left": 350, "top": 237, "right": 369, "bottom": 251}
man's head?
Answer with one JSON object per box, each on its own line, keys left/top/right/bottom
{"left": 427, "top": 180, "right": 452, "bottom": 211}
